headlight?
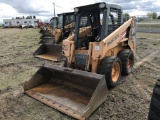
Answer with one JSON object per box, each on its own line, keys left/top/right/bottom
{"left": 74, "top": 8, "right": 79, "bottom": 12}
{"left": 99, "top": 3, "right": 106, "bottom": 8}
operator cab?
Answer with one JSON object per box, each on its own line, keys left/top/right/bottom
{"left": 57, "top": 12, "right": 75, "bottom": 38}
{"left": 49, "top": 17, "right": 58, "bottom": 28}
{"left": 74, "top": 2, "right": 123, "bottom": 50}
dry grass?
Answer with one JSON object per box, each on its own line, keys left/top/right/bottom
{"left": 137, "top": 32, "right": 160, "bottom": 40}
{"left": 137, "top": 24, "right": 160, "bottom": 28}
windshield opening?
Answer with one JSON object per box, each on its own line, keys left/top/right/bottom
{"left": 58, "top": 15, "right": 63, "bottom": 28}
{"left": 65, "top": 15, "right": 75, "bottom": 25}
{"left": 50, "top": 18, "right": 57, "bottom": 28}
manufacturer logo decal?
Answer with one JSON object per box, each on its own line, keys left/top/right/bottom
{"left": 107, "top": 34, "right": 119, "bottom": 46}
{"left": 121, "top": 31, "right": 126, "bottom": 39}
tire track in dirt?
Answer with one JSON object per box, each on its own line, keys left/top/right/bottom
{"left": 133, "top": 50, "right": 160, "bottom": 101}
{"left": 90, "top": 74, "right": 149, "bottom": 120}
{"left": 100, "top": 49, "right": 160, "bottom": 119}
{"left": 143, "top": 62, "right": 160, "bottom": 72}
{"left": 134, "top": 50, "right": 160, "bottom": 69}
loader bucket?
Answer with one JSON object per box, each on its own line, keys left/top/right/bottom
{"left": 24, "top": 64, "right": 108, "bottom": 120}
{"left": 39, "top": 29, "right": 44, "bottom": 34}
{"left": 42, "top": 32, "right": 51, "bottom": 36}
{"left": 33, "top": 44, "right": 62, "bottom": 61}
{"left": 39, "top": 30, "right": 49, "bottom": 34}
{"left": 40, "top": 34, "right": 53, "bottom": 39}
{"left": 39, "top": 36, "right": 55, "bottom": 44}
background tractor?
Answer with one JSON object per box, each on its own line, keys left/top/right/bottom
{"left": 39, "top": 17, "right": 58, "bottom": 43}
{"left": 34, "top": 12, "right": 75, "bottom": 61}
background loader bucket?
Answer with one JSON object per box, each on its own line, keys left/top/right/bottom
{"left": 33, "top": 44, "right": 62, "bottom": 61}
{"left": 24, "top": 64, "right": 108, "bottom": 120}
{"left": 39, "top": 30, "right": 49, "bottom": 34}
{"left": 39, "top": 36, "right": 55, "bottom": 44}
{"left": 40, "top": 34, "right": 53, "bottom": 39}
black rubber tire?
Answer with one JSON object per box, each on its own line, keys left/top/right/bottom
{"left": 148, "top": 79, "right": 160, "bottom": 120}
{"left": 63, "top": 58, "right": 68, "bottom": 67}
{"left": 98, "top": 56, "right": 122, "bottom": 88}
{"left": 56, "top": 34, "right": 63, "bottom": 44}
{"left": 60, "top": 56, "right": 68, "bottom": 67}
{"left": 118, "top": 49, "right": 134, "bottom": 75}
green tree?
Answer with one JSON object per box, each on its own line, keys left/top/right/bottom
{"left": 157, "top": 16, "right": 160, "bottom": 19}
{"left": 152, "top": 12, "right": 157, "bottom": 19}
{"left": 147, "top": 12, "right": 157, "bottom": 19}
{"left": 123, "top": 13, "right": 130, "bottom": 22}
{"left": 123, "top": 13, "right": 130, "bottom": 18}
{"left": 33, "top": 16, "right": 36, "bottom": 19}
{"left": 147, "top": 13, "right": 152, "bottom": 18}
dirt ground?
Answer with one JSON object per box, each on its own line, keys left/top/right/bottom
{"left": 0, "top": 28, "right": 160, "bottom": 120}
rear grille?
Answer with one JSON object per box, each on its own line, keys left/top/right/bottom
{"left": 74, "top": 53, "right": 89, "bottom": 66}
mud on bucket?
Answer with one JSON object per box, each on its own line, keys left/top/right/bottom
{"left": 39, "top": 36, "right": 54, "bottom": 44}
{"left": 33, "top": 44, "right": 62, "bottom": 61}
{"left": 39, "top": 37, "right": 54, "bottom": 44}
{"left": 24, "top": 64, "right": 108, "bottom": 120}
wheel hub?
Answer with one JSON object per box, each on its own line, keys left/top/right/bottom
{"left": 112, "top": 62, "right": 120, "bottom": 82}
{"left": 127, "top": 59, "right": 131, "bottom": 69}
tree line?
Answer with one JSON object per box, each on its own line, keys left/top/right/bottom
{"left": 147, "top": 12, "right": 159, "bottom": 19}
{"left": 123, "top": 12, "right": 160, "bottom": 22}
{"left": 123, "top": 12, "right": 160, "bottom": 19}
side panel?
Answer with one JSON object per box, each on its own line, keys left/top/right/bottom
{"left": 62, "top": 40, "right": 74, "bottom": 64}
{"left": 89, "top": 18, "right": 135, "bottom": 72}
{"left": 101, "top": 18, "right": 133, "bottom": 58}
{"left": 54, "top": 29, "right": 63, "bottom": 43}
{"left": 104, "top": 46, "right": 124, "bottom": 57}
{"left": 128, "top": 17, "right": 136, "bottom": 55}
{"left": 91, "top": 42, "right": 103, "bottom": 60}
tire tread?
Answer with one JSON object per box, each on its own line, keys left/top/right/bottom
{"left": 118, "top": 49, "right": 134, "bottom": 75}
{"left": 99, "top": 56, "right": 121, "bottom": 88}
{"left": 148, "top": 79, "right": 160, "bottom": 120}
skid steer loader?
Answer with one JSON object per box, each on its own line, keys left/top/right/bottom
{"left": 39, "top": 22, "right": 50, "bottom": 34}
{"left": 39, "top": 12, "right": 75, "bottom": 44}
{"left": 34, "top": 12, "right": 75, "bottom": 61}
{"left": 39, "top": 17, "right": 58, "bottom": 43}
{"left": 24, "top": 2, "right": 136, "bottom": 120}
{"left": 40, "top": 17, "right": 58, "bottom": 40}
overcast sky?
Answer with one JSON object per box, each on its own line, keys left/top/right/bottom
{"left": 0, "top": 0, "right": 160, "bottom": 23}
